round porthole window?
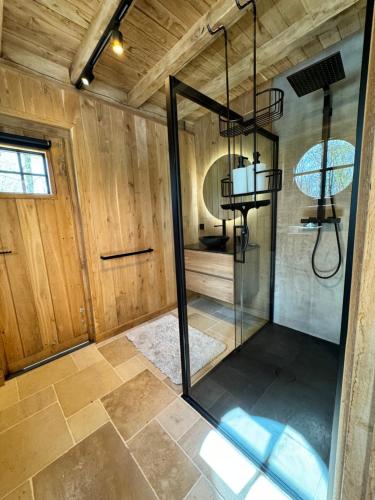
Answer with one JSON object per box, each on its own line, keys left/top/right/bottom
{"left": 294, "top": 139, "right": 355, "bottom": 198}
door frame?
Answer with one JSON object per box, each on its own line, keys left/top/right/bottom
{"left": 0, "top": 114, "right": 95, "bottom": 379}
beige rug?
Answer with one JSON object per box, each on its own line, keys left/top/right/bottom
{"left": 126, "top": 314, "right": 226, "bottom": 384}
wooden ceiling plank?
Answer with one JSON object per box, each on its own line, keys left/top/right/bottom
{"left": 1, "top": 36, "right": 70, "bottom": 84}
{"left": 5, "top": 0, "right": 86, "bottom": 42}
{"left": 68, "top": 0, "right": 102, "bottom": 18}
{"left": 2, "top": 29, "right": 72, "bottom": 69}
{"left": 337, "top": 10, "right": 361, "bottom": 38}
{"left": 127, "top": 0, "right": 248, "bottom": 109}
{"left": 3, "top": 17, "right": 81, "bottom": 63}
{"left": 177, "top": 0, "right": 360, "bottom": 119}
{"left": 156, "top": 0, "right": 203, "bottom": 28}
{"left": 33, "top": 0, "right": 92, "bottom": 29}
{"left": 319, "top": 27, "right": 342, "bottom": 48}
{"left": 124, "top": 7, "right": 179, "bottom": 50}
{"left": 134, "top": 0, "right": 189, "bottom": 38}
{"left": 70, "top": 0, "right": 124, "bottom": 85}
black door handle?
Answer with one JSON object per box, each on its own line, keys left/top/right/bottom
{"left": 0, "top": 250, "right": 12, "bottom": 255}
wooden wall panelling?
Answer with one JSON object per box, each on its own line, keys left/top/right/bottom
{"left": 37, "top": 139, "right": 88, "bottom": 340}
{"left": 69, "top": 98, "right": 107, "bottom": 336}
{"left": 334, "top": 6, "right": 375, "bottom": 499}
{"left": 16, "top": 198, "right": 59, "bottom": 347}
{"left": 146, "top": 121, "right": 166, "bottom": 312}
{"left": 0, "top": 0, "right": 3, "bottom": 56}
{"left": 0, "top": 121, "right": 91, "bottom": 373}
{"left": 76, "top": 98, "right": 180, "bottom": 339}
{"left": 179, "top": 131, "right": 199, "bottom": 246}
{"left": 133, "top": 114, "right": 157, "bottom": 317}
{"left": 77, "top": 96, "right": 113, "bottom": 334}
{"left": 62, "top": 124, "right": 96, "bottom": 341}
{"left": 75, "top": 91, "right": 183, "bottom": 339}
{"left": 0, "top": 252, "right": 24, "bottom": 363}
{"left": 0, "top": 199, "right": 44, "bottom": 359}
{"left": 109, "top": 108, "right": 137, "bottom": 324}
{"left": 0, "top": 62, "right": 197, "bottom": 349}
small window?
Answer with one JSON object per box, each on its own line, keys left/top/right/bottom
{"left": 294, "top": 139, "right": 355, "bottom": 198}
{"left": 0, "top": 146, "right": 52, "bottom": 195}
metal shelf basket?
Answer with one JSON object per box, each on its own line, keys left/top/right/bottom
{"left": 221, "top": 168, "right": 282, "bottom": 198}
{"left": 219, "top": 88, "right": 284, "bottom": 138}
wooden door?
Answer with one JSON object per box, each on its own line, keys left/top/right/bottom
{"left": 0, "top": 132, "right": 89, "bottom": 374}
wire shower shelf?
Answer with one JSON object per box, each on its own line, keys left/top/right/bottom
{"left": 221, "top": 167, "right": 282, "bottom": 198}
{"left": 219, "top": 88, "right": 284, "bottom": 138}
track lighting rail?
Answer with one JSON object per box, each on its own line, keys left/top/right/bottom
{"left": 75, "top": 0, "right": 133, "bottom": 89}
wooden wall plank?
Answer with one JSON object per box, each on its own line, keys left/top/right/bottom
{"left": 0, "top": 200, "right": 43, "bottom": 359}
{"left": 16, "top": 199, "right": 58, "bottom": 348}
{"left": 0, "top": 0, "right": 3, "bottom": 57}
{"left": 38, "top": 139, "right": 88, "bottom": 340}
{"left": 0, "top": 256, "right": 23, "bottom": 364}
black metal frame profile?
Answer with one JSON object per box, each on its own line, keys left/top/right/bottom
{"left": 74, "top": 0, "right": 133, "bottom": 89}
{"left": 0, "top": 132, "right": 51, "bottom": 150}
{"left": 165, "top": 74, "right": 279, "bottom": 401}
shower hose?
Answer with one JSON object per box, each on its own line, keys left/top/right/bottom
{"left": 311, "top": 196, "right": 342, "bottom": 279}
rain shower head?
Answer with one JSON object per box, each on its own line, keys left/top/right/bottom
{"left": 287, "top": 52, "right": 345, "bottom": 97}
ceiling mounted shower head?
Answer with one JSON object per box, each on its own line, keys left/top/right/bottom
{"left": 287, "top": 52, "right": 345, "bottom": 97}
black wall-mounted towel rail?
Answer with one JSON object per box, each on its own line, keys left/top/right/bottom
{"left": 100, "top": 248, "right": 154, "bottom": 260}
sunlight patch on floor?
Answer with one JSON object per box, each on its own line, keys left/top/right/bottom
{"left": 199, "top": 429, "right": 257, "bottom": 494}
{"left": 219, "top": 407, "right": 328, "bottom": 499}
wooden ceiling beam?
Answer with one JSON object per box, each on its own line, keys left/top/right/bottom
{"left": 127, "top": 0, "right": 248, "bottom": 109}
{"left": 70, "top": 0, "right": 123, "bottom": 85}
{"left": 177, "top": 0, "right": 359, "bottom": 119}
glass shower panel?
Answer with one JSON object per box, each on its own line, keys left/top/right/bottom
{"left": 234, "top": 133, "right": 274, "bottom": 348}
{"left": 170, "top": 84, "right": 278, "bottom": 408}
{"left": 176, "top": 94, "right": 238, "bottom": 391}
{"left": 272, "top": 32, "right": 363, "bottom": 343}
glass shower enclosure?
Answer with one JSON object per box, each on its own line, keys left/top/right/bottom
{"left": 165, "top": 76, "right": 279, "bottom": 412}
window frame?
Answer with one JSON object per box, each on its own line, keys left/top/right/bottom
{"left": 0, "top": 144, "right": 56, "bottom": 199}
{"left": 293, "top": 139, "right": 355, "bottom": 199}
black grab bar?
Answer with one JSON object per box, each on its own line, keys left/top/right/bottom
{"left": 100, "top": 248, "right": 154, "bottom": 260}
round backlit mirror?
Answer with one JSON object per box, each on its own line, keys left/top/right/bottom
{"left": 203, "top": 154, "right": 249, "bottom": 220}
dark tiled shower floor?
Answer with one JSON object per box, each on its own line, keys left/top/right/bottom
{"left": 190, "top": 323, "right": 340, "bottom": 500}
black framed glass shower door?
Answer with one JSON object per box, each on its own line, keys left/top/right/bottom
{"left": 165, "top": 76, "right": 279, "bottom": 397}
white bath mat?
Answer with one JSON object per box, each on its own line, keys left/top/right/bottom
{"left": 126, "top": 314, "right": 226, "bottom": 385}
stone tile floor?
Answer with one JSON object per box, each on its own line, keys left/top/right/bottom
{"left": 0, "top": 306, "right": 286, "bottom": 500}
